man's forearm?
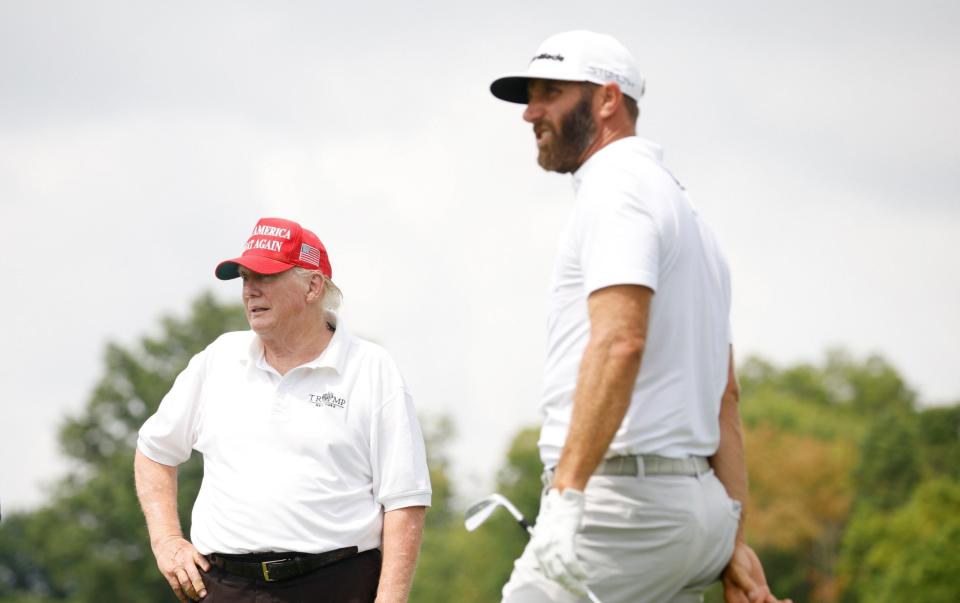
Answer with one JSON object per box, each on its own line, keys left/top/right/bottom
{"left": 135, "top": 449, "right": 210, "bottom": 601}
{"left": 553, "top": 334, "right": 642, "bottom": 491}
{"left": 553, "top": 285, "right": 651, "bottom": 492}
{"left": 376, "top": 506, "right": 426, "bottom": 603}
{"left": 134, "top": 449, "right": 184, "bottom": 553}
{"left": 709, "top": 350, "right": 749, "bottom": 543}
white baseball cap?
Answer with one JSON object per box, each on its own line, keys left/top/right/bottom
{"left": 490, "top": 30, "right": 645, "bottom": 104}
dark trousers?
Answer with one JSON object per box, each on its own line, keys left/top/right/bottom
{"left": 200, "top": 549, "right": 381, "bottom": 603}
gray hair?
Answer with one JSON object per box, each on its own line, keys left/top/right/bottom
{"left": 292, "top": 267, "right": 342, "bottom": 314}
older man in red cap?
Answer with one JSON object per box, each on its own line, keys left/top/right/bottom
{"left": 134, "top": 217, "right": 431, "bottom": 603}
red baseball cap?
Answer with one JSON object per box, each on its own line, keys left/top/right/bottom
{"left": 215, "top": 217, "right": 332, "bottom": 280}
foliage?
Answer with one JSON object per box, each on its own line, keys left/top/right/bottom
{"left": 840, "top": 479, "right": 960, "bottom": 603}
{"left": 737, "top": 350, "right": 957, "bottom": 603}
{"left": 745, "top": 425, "right": 856, "bottom": 601}
{"left": 852, "top": 410, "right": 922, "bottom": 511}
{"left": 836, "top": 401, "right": 960, "bottom": 602}
{"left": 739, "top": 349, "right": 917, "bottom": 414}
{"left": 747, "top": 425, "right": 855, "bottom": 549}
{"left": 916, "top": 405, "right": 960, "bottom": 481}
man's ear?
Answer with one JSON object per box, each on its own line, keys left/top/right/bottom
{"left": 307, "top": 273, "right": 325, "bottom": 303}
{"left": 596, "top": 82, "right": 624, "bottom": 119}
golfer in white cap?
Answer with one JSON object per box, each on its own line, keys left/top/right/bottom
{"left": 490, "top": 31, "right": 791, "bottom": 603}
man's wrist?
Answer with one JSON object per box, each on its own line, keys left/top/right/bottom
{"left": 551, "top": 467, "right": 589, "bottom": 492}
{"left": 151, "top": 533, "right": 183, "bottom": 554}
{"left": 374, "top": 590, "right": 408, "bottom": 603}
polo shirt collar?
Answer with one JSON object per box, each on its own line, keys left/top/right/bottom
{"left": 244, "top": 319, "right": 352, "bottom": 375}
{"left": 300, "top": 321, "right": 351, "bottom": 373}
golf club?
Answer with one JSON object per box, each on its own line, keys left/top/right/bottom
{"left": 465, "top": 493, "right": 532, "bottom": 533}
{"left": 464, "top": 492, "right": 604, "bottom": 603}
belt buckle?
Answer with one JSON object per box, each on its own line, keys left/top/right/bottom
{"left": 261, "top": 559, "right": 287, "bottom": 582}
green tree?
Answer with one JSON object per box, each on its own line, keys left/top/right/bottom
{"left": 840, "top": 479, "right": 960, "bottom": 603}
{"left": 0, "top": 294, "right": 247, "bottom": 602}
{"left": 917, "top": 404, "right": 960, "bottom": 481}
{"left": 740, "top": 350, "right": 916, "bottom": 415}
{"left": 853, "top": 410, "right": 922, "bottom": 511}
{"left": 736, "top": 350, "right": 927, "bottom": 602}
{"left": 744, "top": 425, "right": 856, "bottom": 602}
{"left": 837, "top": 403, "right": 960, "bottom": 602}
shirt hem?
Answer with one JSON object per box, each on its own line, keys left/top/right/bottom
{"left": 585, "top": 274, "right": 658, "bottom": 296}
{"left": 380, "top": 490, "right": 432, "bottom": 511}
{"left": 136, "top": 438, "right": 188, "bottom": 467}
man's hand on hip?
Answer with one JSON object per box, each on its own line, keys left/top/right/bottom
{"left": 153, "top": 535, "right": 210, "bottom": 602}
{"left": 531, "top": 488, "right": 589, "bottom": 596}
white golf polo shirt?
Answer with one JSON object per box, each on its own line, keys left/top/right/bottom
{"left": 137, "top": 324, "right": 431, "bottom": 555}
{"left": 539, "top": 136, "right": 733, "bottom": 467}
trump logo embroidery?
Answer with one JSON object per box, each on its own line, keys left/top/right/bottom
{"left": 308, "top": 392, "right": 347, "bottom": 409}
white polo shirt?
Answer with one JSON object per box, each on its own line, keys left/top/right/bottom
{"left": 137, "top": 323, "right": 432, "bottom": 555}
{"left": 539, "top": 136, "right": 733, "bottom": 467}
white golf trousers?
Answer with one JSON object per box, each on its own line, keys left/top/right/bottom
{"left": 501, "top": 468, "right": 740, "bottom": 603}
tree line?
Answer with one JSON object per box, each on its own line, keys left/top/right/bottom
{"left": 1, "top": 294, "right": 957, "bottom": 602}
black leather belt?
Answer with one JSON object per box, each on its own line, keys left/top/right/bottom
{"left": 208, "top": 546, "right": 360, "bottom": 582}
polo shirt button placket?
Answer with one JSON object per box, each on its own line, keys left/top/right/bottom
{"left": 271, "top": 381, "right": 290, "bottom": 417}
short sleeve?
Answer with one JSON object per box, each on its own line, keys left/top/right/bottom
{"left": 137, "top": 351, "right": 206, "bottom": 466}
{"left": 577, "top": 179, "right": 661, "bottom": 295}
{"left": 369, "top": 361, "right": 432, "bottom": 511}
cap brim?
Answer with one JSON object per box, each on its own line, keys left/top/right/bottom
{"left": 490, "top": 74, "right": 535, "bottom": 104}
{"left": 491, "top": 73, "right": 603, "bottom": 104}
{"left": 215, "top": 256, "right": 295, "bottom": 280}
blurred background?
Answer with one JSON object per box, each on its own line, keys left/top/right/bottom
{"left": 1, "top": 1, "right": 958, "bottom": 601}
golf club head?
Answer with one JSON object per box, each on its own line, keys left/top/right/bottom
{"left": 464, "top": 496, "right": 500, "bottom": 532}
{"left": 464, "top": 493, "right": 528, "bottom": 531}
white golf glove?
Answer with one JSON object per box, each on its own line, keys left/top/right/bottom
{"left": 531, "top": 487, "right": 589, "bottom": 596}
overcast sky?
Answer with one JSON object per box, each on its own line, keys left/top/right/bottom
{"left": 2, "top": 1, "right": 958, "bottom": 511}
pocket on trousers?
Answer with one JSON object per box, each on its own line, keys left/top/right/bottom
{"left": 718, "top": 496, "right": 742, "bottom": 572}
{"left": 727, "top": 497, "right": 742, "bottom": 521}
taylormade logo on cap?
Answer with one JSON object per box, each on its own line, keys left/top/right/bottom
{"left": 490, "top": 30, "right": 645, "bottom": 104}
{"left": 533, "top": 53, "right": 565, "bottom": 62}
